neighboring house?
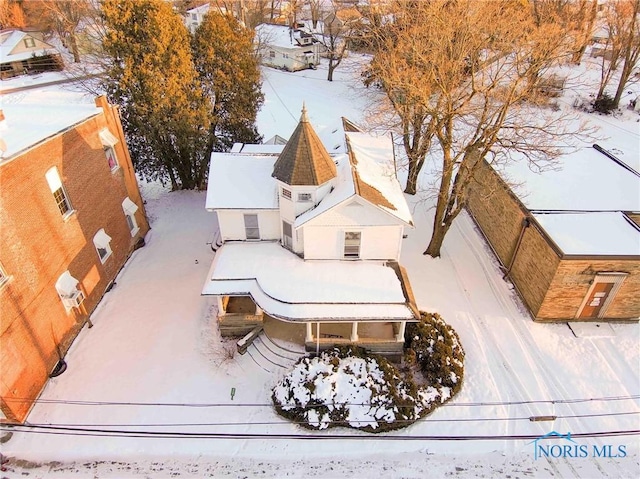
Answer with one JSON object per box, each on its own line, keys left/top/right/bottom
{"left": 202, "top": 107, "right": 419, "bottom": 355}
{"left": 0, "top": 96, "right": 149, "bottom": 423}
{"left": 185, "top": 3, "right": 211, "bottom": 33}
{"left": 466, "top": 139, "right": 640, "bottom": 322}
{"left": 323, "top": 7, "right": 362, "bottom": 36}
{"left": 256, "top": 23, "right": 321, "bottom": 71}
{"left": 0, "top": 29, "right": 64, "bottom": 79}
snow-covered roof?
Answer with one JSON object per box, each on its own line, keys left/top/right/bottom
{"left": 0, "top": 29, "right": 59, "bottom": 63}
{"left": 206, "top": 152, "right": 278, "bottom": 210}
{"left": 202, "top": 242, "right": 416, "bottom": 321}
{"left": 533, "top": 212, "right": 640, "bottom": 256}
{"left": 501, "top": 143, "right": 640, "bottom": 212}
{"left": 186, "top": 3, "right": 210, "bottom": 15}
{"left": 255, "top": 23, "right": 314, "bottom": 50}
{"left": 0, "top": 103, "right": 102, "bottom": 161}
{"left": 295, "top": 132, "right": 414, "bottom": 227}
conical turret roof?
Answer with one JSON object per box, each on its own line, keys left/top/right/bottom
{"left": 272, "top": 105, "right": 337, "bottom": 186}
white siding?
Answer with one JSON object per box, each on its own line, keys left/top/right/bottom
{"left": 262, "top": 45, "right": 319, "bottom": 72}
{"left": 307, "top": 198, "right": 405, "bottom": 227}
{"left": 303, "top": 224, "right": 403, "bottom": 260}
{"left": 217, "top": 210, "right": 280, "bottom": 241}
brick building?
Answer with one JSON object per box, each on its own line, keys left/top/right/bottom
{"left": 0, "top": 96, "right": 149, "bottom": 422}
{"left": 466, "top": 141, "right": 639, "bottom": 322}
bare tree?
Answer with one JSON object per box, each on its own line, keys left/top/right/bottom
{"left": 322, "top": 5, "right": 360, "bottom": 81}
{"left": 367, "top": 0, "right": 587, "bottom": 257}
{"left": 23, "top": 0, "right": 91, "bottom": 63}
{"left": 595, "top": 0, "right": 640, "bottom": 108}
{"left": 0, "top": 0, "right": 26, "bottom": 29}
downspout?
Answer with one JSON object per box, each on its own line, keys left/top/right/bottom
{"left": 503, "top": 217, "right": 531, "bottom": 280}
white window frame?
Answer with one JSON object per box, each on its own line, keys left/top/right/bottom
{"left": 244, "top": 214, "right": 260, "bottom": 240}
{"left": 298, "top": 193, "right": 312, "bottom": 202}
{"left": 99, "top": 129, "right": 120, "bottom": 172}
{"left": 282, "top": 221, "right": 293, "bottom": 249}
{"left": 0, "top": 262, "right": 9, "bottom": 289}
{"left": 343, "top": 231, "right": 361, "bottom": 259}
{"left": 55, "top": 271, "right": 84, "bottom": 312}
{"left": 45, "top": 167, "right": 73, "bottom": 219}
{"left": 93, "top": 228, "right": 113, "bottom": 263}
{"left": 122, "top": 197, "right": 140, "bottom": 236}
{"left": 282, "top": 188, "right": 292, "bottom": 199}
{"left": 23, "top": 37, "right": 35, "bottom": 48}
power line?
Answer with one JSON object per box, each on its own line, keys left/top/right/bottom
{"left": 3, "top": 394, "right": 638, "bottom": 408}
{"left": 5, "top": 410, "right": 637, "bottom": 429}
{"left": 1, "top": 423, "right": 638, "bottom": 441}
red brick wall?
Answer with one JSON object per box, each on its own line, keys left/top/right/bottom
{"left": 0, "top": 101, "right": 148, "bottom": 422}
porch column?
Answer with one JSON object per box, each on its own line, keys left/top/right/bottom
{"left": 396, "top": 321, "right": 406, "bottom": 342}
{"left": 305, "top": 322, "right": 313, "bottom": 343}
{"left": 350, "top": 322, "right": 359, "bottom": 342}
{"left": 217, "top": 296, "right": 226, "bottom": 317}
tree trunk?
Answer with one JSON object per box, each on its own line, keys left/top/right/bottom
{"left": 404, "top": 154, "right": 421, "bottom": 195}
{"left": 424, "top": 219, "right": 448, "bottom": 258}
{"left": 69, "top": 32, "right": 80, "bottom": 63}
{"left": 327, "top": 60, "right": 335, "bottom": 81}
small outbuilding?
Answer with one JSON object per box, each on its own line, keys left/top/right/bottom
{"left": 466, "top": 139, "right": 640, "bottom": 322}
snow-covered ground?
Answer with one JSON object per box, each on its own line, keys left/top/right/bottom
{"left": 1, "top": 54, "right": 639, "bottom": 478}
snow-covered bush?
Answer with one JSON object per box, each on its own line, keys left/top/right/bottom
{"left": 405, "top": 312, "right": 465, "bottom": 396}
{"left": 272, "top": 344, "right": 458, "bottom": 433}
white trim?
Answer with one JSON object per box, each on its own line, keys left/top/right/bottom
{"left": 575, "top": 273, "right": 628, "bottom": 319}
{"left": 93, "top": 228, "right": 112, "bottom": 263}
{"left": 122, "top": 197, "right": 139, "bottom": 214}
{"left": 99, "top": 128, "right": 119, "bottom": 148}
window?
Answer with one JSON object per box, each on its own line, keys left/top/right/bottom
{"left": 282, "top": 188, "right": 292, "bottom": 199}
{"left": 23, "top": 37, "right": 35, "bottom": 48}
{"left": 298, "top": 193, "right": 312, "bottom": 202}
{"left": 55, "top": 271, "right": 84, "bottom": 311}
{"left": 282, "top": 221, "right": 293, "bottom": 249}
{"left": 269, "top": 50, "right": 276, "bottom": 58}
{"left": 344, "top": 232, "right": 361, "bottom": 258}
{"left": 122, "top": 197, "right": 140, "bottom": 236}
{"left": 99, "top": 129, "right": 119, "bottom": 171}
{"left": 45, "top": 167, "right": 73, "bottom": 217}
{"left": 244, "top": 214, "right": 260, "bottom": 240}
{"left": 93, "top": 228, "right": 112, "bottom": 263}
{"left": 191, "top": 13, "right": 197, "bottom": 20}
{"left": 0, "top": 262, "right": 9, "bottom": 288}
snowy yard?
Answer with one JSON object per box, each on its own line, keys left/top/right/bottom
{"left": 2, "top": 55, "right": 639, "bottom": 478}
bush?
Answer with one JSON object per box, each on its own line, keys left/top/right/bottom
{"left": 405, "top": 312, "right": 465, "bottom": 396}
{"left": 273, "top": 314, "right": 465, "bottom": 433}
{"left": 593, "top": 93, "right": 617, "bottom": 114}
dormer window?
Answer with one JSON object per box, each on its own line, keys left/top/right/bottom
{"left": 24, "top": 37, "right": 35, "bottom": 48}
{"left": 298, "top": 193, "right": 312, "bottom": 202}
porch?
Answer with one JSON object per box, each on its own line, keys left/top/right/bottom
{"left": 217, "top": 295, "right": 263, "bottom": 337}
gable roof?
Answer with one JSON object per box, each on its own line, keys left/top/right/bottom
{"left": 0, "top": 29, "right": 59, "bottom": 64}
{"left": 272, "top": 105, "right": 337, "bottom": 186}
{"left": 295, "top": 132, "right": 413, "bottom": 227}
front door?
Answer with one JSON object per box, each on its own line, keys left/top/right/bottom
{"left": 578, "top": 282, "right": 614, "bottom": 319}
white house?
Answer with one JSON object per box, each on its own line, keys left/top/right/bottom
{"left": 202, "top": 107, "right": 418, "bottom": 355}
{"left": 0, "top": 30, "right": 63, "bottom": 79}
{"left": 255, "top": 23, "right": 321, "bottom": 71}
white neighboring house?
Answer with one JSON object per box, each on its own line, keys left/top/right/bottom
{"left": 255, "top": 23, "right": 321, "bottom": 71}
{"left": 185, "top": 3, "right": 232, "bottom": 33}
{"left": 203, "top": 107, "right": 418, "bottom": 356}
{"left": 0, "top": 29, "right": 63, "bottom": 79}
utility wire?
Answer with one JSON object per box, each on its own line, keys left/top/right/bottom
{"left": 5, "top": 410, "right": 637, "bottom": 429}
{"left": 3, "top": 394, "right": 638, "bottom": 408}
{"left": 1, "top": 423, "right": 638, "bottom": 441}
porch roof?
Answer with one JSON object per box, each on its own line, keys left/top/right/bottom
{"left": 201, "top": 242, "right": 416, "bottom": 321}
